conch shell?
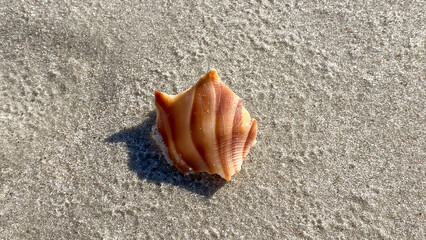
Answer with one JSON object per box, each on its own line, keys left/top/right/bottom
{"left": 153, "top": 70, "right": 257, "bottom": 181}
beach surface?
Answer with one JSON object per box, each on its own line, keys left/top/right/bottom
{"left": 1, "top": 1, "right": 425, "bottom": 239}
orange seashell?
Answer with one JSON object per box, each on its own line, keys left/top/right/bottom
{"left": 152, "top": 69, "right": 257, "bottom": 181}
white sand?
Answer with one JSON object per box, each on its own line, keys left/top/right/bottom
{"left": 1, "top": 1, "right": 425, "bottom": 239}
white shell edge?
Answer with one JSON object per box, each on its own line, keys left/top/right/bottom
{"left": 151, "top": 125, "right": 174, "bottom": 166}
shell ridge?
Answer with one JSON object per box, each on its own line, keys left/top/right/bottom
{"left": 169, "top": 104, "right": 196, "bottom": 172}
{"left": 155, "top": 98, "right": 189, "bottom": 171}
{"left": 186, "top": 86, "right": 210, "bottom": 172}
{"left": 218, "top": 103, "right": 229, "bottom": 179}
{"left": 162, "top": 95, "right": 195, "bottom": 171}
{"left": 213, "top": 81, "right": 230, "bottom": 180}
{"left": 243, "top": 119, "right": 257, "bottom": 159}
{"left": 231, "top": 99, "right": 243, "bottom": 172}
{"left": 232, "top": 118, "right": 255, "bottom": 166}
{"left": 189, "top": 77, "right": 217, "bottom": 174}
{"left": 169, "top": 89, "right": 206, "bottom": 172}
{"left": 214, "top": 79, "right": 242, "bottom": 180}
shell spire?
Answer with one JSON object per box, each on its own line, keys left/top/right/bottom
{"left": 153, "top": 69, "right": 257, "bottom": 181}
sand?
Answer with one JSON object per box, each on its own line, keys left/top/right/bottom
{"left": 1, "top": 0, "right": 425, "bottom": 239}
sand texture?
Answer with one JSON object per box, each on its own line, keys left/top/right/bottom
{"left": 1, "top": 1, "right": 425, "bottom": 239}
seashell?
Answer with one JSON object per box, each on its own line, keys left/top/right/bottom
{"left": 152, "top": 69, "right": 257, "bottom": 181}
